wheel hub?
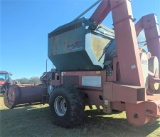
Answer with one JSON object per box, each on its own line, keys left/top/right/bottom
{"left": 54, "top": 96, "right": 67, "bottom": 116}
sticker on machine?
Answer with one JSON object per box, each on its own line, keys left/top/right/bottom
{"left": 81, "top": 76, "right": 101, "bottom": 87}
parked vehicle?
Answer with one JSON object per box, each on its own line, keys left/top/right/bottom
{"left": 0, "top": 71, "right": 12, "bottom": 94}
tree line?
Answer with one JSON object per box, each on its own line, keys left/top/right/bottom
{"left": 13, "top": 77, "right": 41, "bottom": 85}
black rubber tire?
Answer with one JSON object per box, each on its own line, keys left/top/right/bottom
{"left": 0, "top": 84, "right": 8, "bottom": 94}
{"left": 49, "top": 85, "right": 84, "bottom": 127}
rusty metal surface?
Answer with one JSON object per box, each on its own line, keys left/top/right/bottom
{"left": 125, "top": 103, "right": 151, "bottom": 125}
{"left": 111, "top": 101, "right": 125, "bottom": 111}
{"left": 103, "top": 82, "right": 146, "bottom": 103}
{"left": 81, "top": 89, "right": 103, "bottom": 106}
{"left": 63, "top": 76, "right": 79, "bottom": 86}
{"left": 126, "top": 101, "right": 160, "bottom": 125}
{"left": 89, "top": 0, "right": 110, "bottom": 24}
{"left": 110, "top": 0, "right": 145, "bottom": 86}
{"left": 4, "top": 85, "right": 47, "bottom": 109}
{"left": 4, "top": 85, "right": 20, "bottom": 108}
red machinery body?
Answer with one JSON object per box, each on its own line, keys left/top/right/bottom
{"left": 46, "top": 0, "right": 160, "bottom": 125}
{"left": 46, "top": 67, "right": 160, "bottom": 125}
{"left": 4, "top": 85, "right": 47, "bottom": 109}
{"left": 0, "top": 71, "right": 12, "bottom": 94}
{"left": 4, "top": 0, "right": 160, "bottom": 126}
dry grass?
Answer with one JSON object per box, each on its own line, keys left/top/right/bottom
{"left": 0, "top": 95, "right": 160, "bottom": 137}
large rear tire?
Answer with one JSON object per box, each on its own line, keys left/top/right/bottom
{"left": 49, "top": 85, "right": 84, "bottom": 127}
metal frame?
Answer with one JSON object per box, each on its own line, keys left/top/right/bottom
{"left": 49, "top": 0, "right": 160, "bottom": 125}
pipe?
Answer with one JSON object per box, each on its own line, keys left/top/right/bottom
{"left": 46, "top": 59, "right": 48, "bottom": 72}
{"left": 73, "top": 0, "right": 102, "bottom": 21}
{"left": 4, "top": 84, "right": 47, "bottom": 109}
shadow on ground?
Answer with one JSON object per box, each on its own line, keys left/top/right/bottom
{"left": 0, "top": 105, "right": 160, "bottom": 137}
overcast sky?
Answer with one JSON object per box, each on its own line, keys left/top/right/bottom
{"left": 1, "top": 0, "right": 160, "bottom": 79}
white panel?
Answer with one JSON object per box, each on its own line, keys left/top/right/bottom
{"left": 85, "top": 33, "right": 104, "bottom": 68}
{"left": 140, "top": 53, "right": 148, "bottom": 88}
{"left": 82, "top": 76, "right": 101, "bottom": 87}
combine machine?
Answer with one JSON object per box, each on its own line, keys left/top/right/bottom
{"left": 4, "top": 0, "right": 160, "bottom": 127}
